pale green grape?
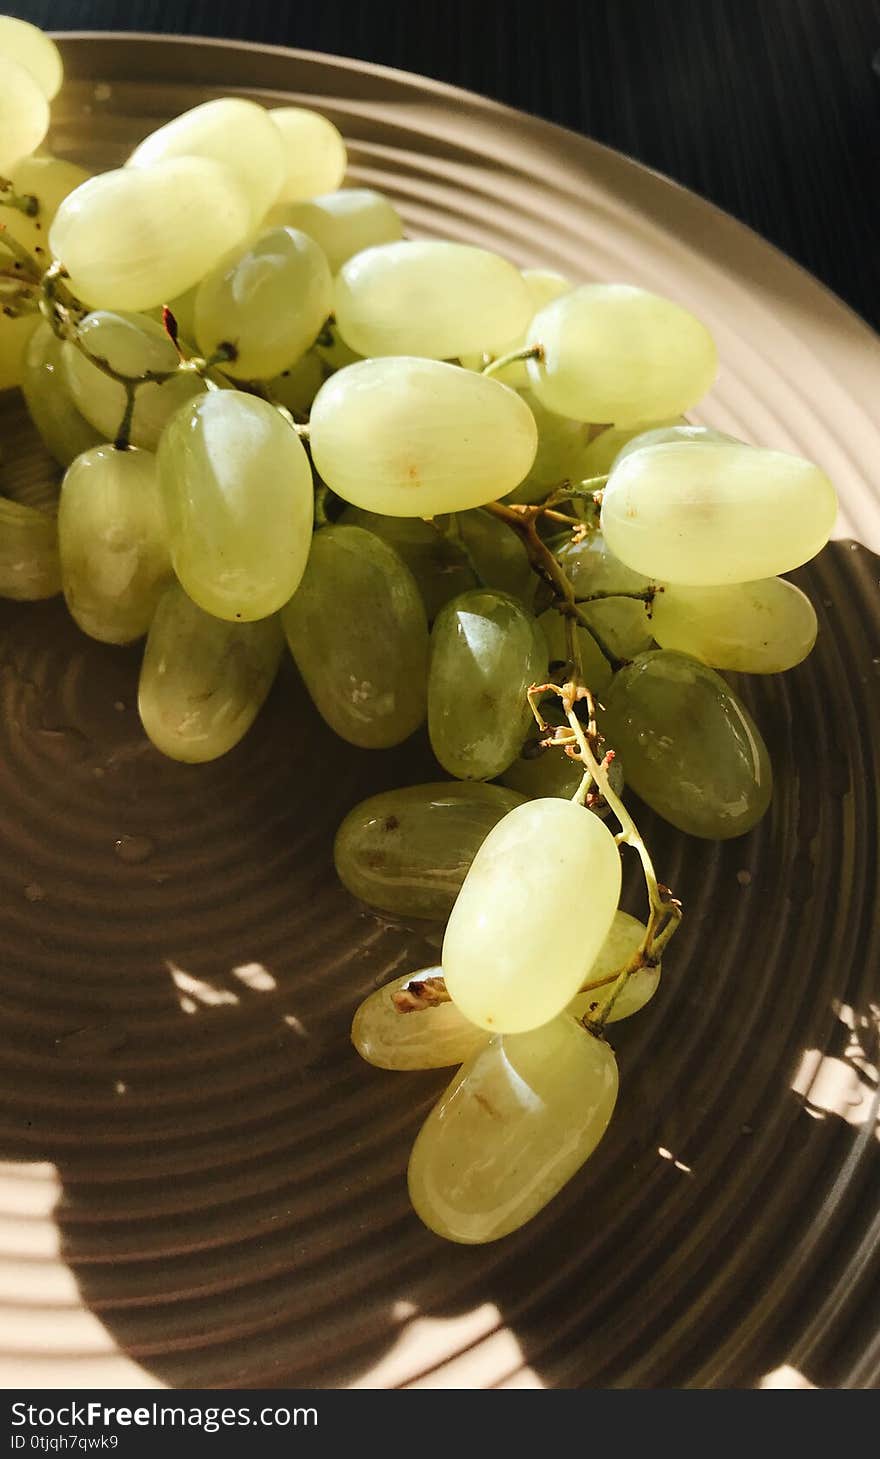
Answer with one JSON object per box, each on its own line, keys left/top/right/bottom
{"left": 282, "top": 524, "right": 428, "bottom": 748}
{"left": 269, "top": 107, "right": 347, "bottom": 201}
{"left": 0, "top": 315, "right": 38, "bottom": 394}
{"left": 21, "top": 324, "right": 103, "bottom": 465}
{"left": 266, "top": 352, "right": 325, "bottom": 417}
{"left": 569, "top": 910, "right": 660, "bottom": 1024}
{"left": 537, "top": 607, "right": 612, "bottom": 694}
{"left": 440, "top": 510, "right": 533, "bottom": 603}
{"left": 309, "top": 357, "right": 538, "bottom": 516}
{"left": 352, "top": 968, "right": 487, "bottom": 1071}
{"left": 0, "top": 17, "right": 63, "bottom": 97}
{"left": 58, "top": 445, "right": 170, "bottom": 644}
{"left": 602, "top": 649, "right": 772, "bottom": 837}
{"left": 0, "top": 495, "right": 60, "bottom": 599}
{"left": 460, "top": 267, "right": 572, "bottom": 385}
{"left": 408, "top": 1013, "right": 618, "bottom": 1242}
{"left": 0, "top": 55, "right": 49, "bottom": 171}
{"left": 526, "top": 284, "right": 717, "bottom": 425}
{"left": 334, "top": 781, "right": 525, "bottom": 920}
{"left": 334, "top": 241, "right": 533, "bottom": 360}
{"left": 443, "top": 797, "right": 622, "bottom": 1032}
{"left": 652, "top": 579, "right": 818, "bottom": 673}
{"left": 138, "top": 583, "right": 283, "bottom": 763}
{"left": 555, "top": 532, "right": 655, "bottom": 659}
{"left": 580, "top": 596, "right": 654, "bottom": 661}
{"left": 194, "top": 227, "right": 332, "bottom": 380}
{"left": 507, "top": 388, "right": 592, "bottom": 504}
{"left": 158, "top": 391, "right": 313, "bottom": 622}
{"left": 613, "top": 422, "right": 736, "bottom": 466}
{"left": 3, "top": 154, "right": 91, "bottom": 263}
{"left": 337, "top": 506, "right": 475, "bottom": 620}
{"left": 603, "top": 441, "right": 838, "bottom": 585}
{"left": 265, "top": 188, "right": 403, "bottom": 274}
{"left": 49, "top": 159, "right": 252, "bottom": 311}
{"left": 578, "top": 417, "right": 687, "bottom": 477}
{"left": 428, "top": 590, "right": 548, "bottom": 780}
{"left": 127, "top": 97, "right": 285, "bottom": 225}
{"left": 313, "top": 320, "right": 362, "bottom": 372}
{"left": 63, "top": 311, "right": 206, "bottom": 450}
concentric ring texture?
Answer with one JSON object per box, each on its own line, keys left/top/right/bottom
{"left": 0, "top": 35, "right": 877, "bottom": 1391}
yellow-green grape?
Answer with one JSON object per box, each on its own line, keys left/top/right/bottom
{"left": 569, "top": 911, "right": 660, "bottom": 1024}
{"left": 0, "top": 17, "right": 63, "bottom": 97}
{"left": 507, "top": 388, "right": 592, "bottom": 504}
{"left": 613, "top": 422, "right": 736, "bottom": 466}
{"left": 0, "top": 315, "right": 39, "bottom": 394}
{"left": 313, "top": 320, "right": 362, "bottom": 373}
{"left": 578, "top": 418, "right": 688, "bottom": 477}
{"left": 460, "top": 267, "right": 572, "bottom": 386}
{"left": 334, "top": 781, "right": 525, "bottom": 920}
{"left": 428, "top": 590, "right": 548, "bottom": 780}
{"left": 138, "top": 583, "right": 283, "bottom": 763}
{"left": 556, "top": 532, "right": 655, "bottom": 659}
{"left": 440, "top": 510, "right": 533, "bottom": 603}
{"left": 194, "top": 227, "right": 333, "bottom": 380}
{"left": 282, "top": 524, "right": 428, "bottom": 749}
{"left": 158, "top": 391, "right": 313, "bottom": 622}
{"left": 2, "top": 154, "right": 91, "bottom": 263}
{"left": 537, "top": 607, "right": 612, "bottom": 693}
{"left": 0, "top": 496, "right": 60, "bottom": 599}
{"left": 266, "top": 351, "right": 325, "bottom": 417}
{"left": 58, "top": 445, "right": 171, "bottom": 644}
{"left": 651, "top": 578, "right": 818, "bottom": 673}
{"left": 337, "top": 506, "right": 475, "bottom": 621}
{"left": 63, "top": 311, "right": 206, "bottom": 451}
{"left": 127, "top": 97, "right": 285, "bottom": 226}
{"left": 0, "top": 55, "right": 49, "bottom": 171}
{"left": 602, "top": 649, "right": 773, "bottom": 838}
{"left": 526, "top": 284, "right": 717, "bottom": 425}
{"left": 269, "top": 107, "right": 347, "bottom": 201}
{"left": 352, "top": 968, "right": 487, "bottom": 1071}
{"left": 443, "top": 797, "right": 622, "bottom": 1032}
{"left": 265, "top": 188, "right": 403, "bottom": 274}
{"left": 21, "top": 325, "right": 103, "bottom": 466}
{"left": 334, "top": 241, "right": 533, "bottom": 360}
{"left": 309, "top": 357, "right": 538, "bottom": 516}
{"left": 408, "top": 1014, "right": 618, "bottom": 1243}
{"left": 49, "top": 159, "right": 252, "bottom": 311}
{"left": 602, "top": 441, "right": 839, "bottom": 585}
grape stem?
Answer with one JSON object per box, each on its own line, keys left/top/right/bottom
{"left": 480, "top": 343, "right": 544, "bottom": 378}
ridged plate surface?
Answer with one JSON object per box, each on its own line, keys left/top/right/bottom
{"left": 0, "top": 34, "right": 878, "bottom": 1391}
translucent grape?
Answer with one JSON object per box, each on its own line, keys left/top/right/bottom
{"left": 194, "top": 227, "right": 333, "bottom": 380}
{"left": 335, "top": 781, "right": 525, "bottom": 921}
{"left": 0, "top": 55, "right": 49, "bottom": 171}
{"left": 63, "top": 311, "right": 206, "bottom": 451}
{"left": 537, "top": 607, "right": 612, "bottom": 694}
{"left": 352, "top": 968, "right": 487, "bottom": 1071}
{"left": 443, "top": 797, "right": 622, "bottom": 1032}
{"left": 439, "top": 510, "right": 533, "bottom": 603}
{"left": 265, "top": 188, "right": 403, "bottom": 274}
{"left": 526, "top": 284, "right": 718, "bottom": 425}
{"left": 408, "top": 1014, "right": 618, "bottom": 1242}
{"left": 613, "top": 422, "right": 737, "bottom": 466}
{"left": 309, "top": 357, "right": 538, "bottom": 516}
{"left": 568, "top": 911, "right": 660, "bottom": 1024}
{"left": 138, "top": 584, "right": 283, "bottom": 763}
{"left": 651, "top": 578, "right": 818, "bottom": 673}
{"left": 282, "top": 525, "right": 428, "bottom": 749}
{"left": 602, "top": 649, "right": 772, "bottom": 838}
{"left": 58, "top": 445, "right": 171, "bottom": 644}
{"left": 158, "top": 391, "right": 313, "bottom": 622}
{"left": 578, "top": 417, "right": 687, "bottom": 477}
{"left": 127, "top": 97, "right": 285, "bottom": 225}
{"left": 334, "top": 241, "right": 533, "bottom": 360}
{"left": 269, "top": 107, "right": 347, "bottom": 201}
{"left": 428, "top": 590, "right": 548, "bottom": 780}
{"left": 0, "top": 16, "right": 63, "bottom": 97}
{"left": 602, "top": 441, "right": 838, "bottom": 585}
{"left": 3, "top": 154, "right": 91, "bottom": 261}
{"left": 21, "top": 325, "right": 103, "bottom": 466}
{"left": 337, "top": 506, "right": 475, "bottom": 621}
{"left": 507, "top": 388, "right": 592, "bottom": 504}
{"left": 266, "top": 352, "right": 325, "bottom": 417}
{"left": 0, "top": 496, "right": 60, "bottom": 600}
{"left": 49, "top": 159, "right": 252, "bottom": 311}
{"left": 460, "top": 267, "right": 572, "bottom": 386}
{"left": 555, "top": 532, "right": 655, "bottom": 659}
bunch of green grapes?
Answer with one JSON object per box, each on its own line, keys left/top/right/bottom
{"left": 0, "top": 18, "right": 838, "bottom": 1245}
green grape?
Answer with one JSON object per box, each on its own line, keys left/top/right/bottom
{"left": 408, "top": 1013, "right": 618, "bottom": 1243}
{"left": 0, "top": 55, "right": 49, "bottom": 171}
{"left": 337, "top": 506, "right": 475, "bottom": 621}
{"left": 49, "top": 159, "right": 252, "bottom": 311}
{"left": 127, "top": 97, "right": 285, "bottom": 226}
{"left": 536, "top": 607, "right": 612, "bottom": 694}
{"left": 0, "top": 496, "right": 60, "bottom": 600}
{"left": 443, "top": 797, "right": 622, "bottom": 1032}
{"left": 555, "top": 532, "right": 655, "bottom": 659}
{"left": 352, "top": 968, "right": 487, "bottom": 1071}
{"left": 334, "top": 781, "right": 525, "bottom": 920}
{"left": 602, "top": 441, "right": 838, "bottom": 585}
{"left": 651, "top": 578, "right": 818, "bottom": 673}
{"left": 581, "top": 596, "right": 654, "bottom": 661}
{"left": 602, "top": 649, "right": 772, "bottom": 838}
{"left": 58, "top": 445, "right": 170, "bottom": 644}
{"left": 334, "top": 240, "right": 533, "bottom": 360}
{"left": 0, "top": 16, "right": 63, "bottom": 97}
{"left": 63, "top": 311, "right": 206, "bottom": 451}
{"left": 440, "top": 510, "right": 533, "bottom": 603}
{"left": 194, "top": 227, "right": 333, "bottom": 381}
{"left": 3, "top": 154, "right": 91, "bottom": 263}
{"left": 0, "top": 315, "right": 38, "bottom": 394}
{"left": 526, "top": 284, "right": 717, "bottom": 425}
{"left": 266, "top": 352, "right": 326, "bottom": 417}
{"left": 269, "top": 107, "right": 348, "bottom": 201}
{"left": 158, "top": 391, "right": 313, "bottom": 622}
{"left": 428, "top": 590, "right": 547, "bottom": 780}
{"left": 21, "top": 325, "right": 103, "bottom": 466}
{"left": 282, "top": 524, "right": 428, "bottom": 748}
{"left": 459, "top": 267, "right": 572, "bottom": 386}
{"left": 265, "top": 188, "right": 403, "bottom": 274}
{"left": 313, "top": 320, "right": 362, "bottom": 372}
{"left": 613, "top": 422, "right": 736, "bottom": 466}
{"left": 309, "top": 357, "right": 538, "bottom": 516}
{"left": 578, "top": 417, "right": 687, "bottom": 477}
{"left": 138, "top": 583, "right": 283, "bottom": 763}
{"left": 507, "top": 388, "right": 592, "bottom": 504}
{"left": 569, "top": 910, "right": 660, "bottom": 1024}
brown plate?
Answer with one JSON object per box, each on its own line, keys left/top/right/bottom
{"left": 1, "top": 33, "right": 878, "bottom": 1390}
